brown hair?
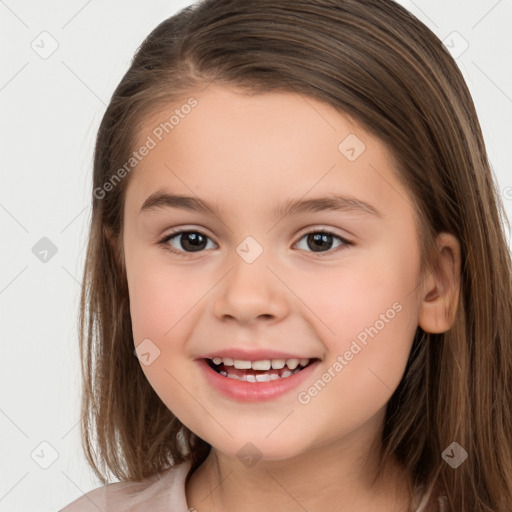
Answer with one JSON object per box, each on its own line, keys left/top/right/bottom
{"left": 79, "top": 1, "right": 512, "bottom": 510}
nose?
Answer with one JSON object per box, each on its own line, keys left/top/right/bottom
{"left": 212, "top": 255, "right": 289, "bottom": 325}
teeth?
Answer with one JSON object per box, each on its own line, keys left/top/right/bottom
{"left": 286, "top": 358, "right": 299, "bottom": 370}
{"left": 227, "top": 373, "right": 245, "bottom": 381}
{"left": 233, "top": 359, "right": 252, "bottom": 369}
{"left": 219, "top": 368, "right": 300, "bottom": 382}
{"left": 211, "top": 357, "right": 311, "bottom": 370}
{"left": 252, "top": 360, "right": 271, "bottom": 370}
{"left": 255, "top": 373, "right": 273, "bottom": 382}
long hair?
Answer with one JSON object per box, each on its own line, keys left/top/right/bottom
{"left": 78, "top": 1, "right": 512, "bottom": 510}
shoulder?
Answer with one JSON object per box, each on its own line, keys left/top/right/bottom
{"left": 59, "top": 460, "right": 192, "bottom": 512}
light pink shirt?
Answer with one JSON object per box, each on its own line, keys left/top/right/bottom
{"left": 59, "top": 460, "right": 192, "bottom": 512}
{"left": 60, "top": 460, "right": 447, "bottom": 511}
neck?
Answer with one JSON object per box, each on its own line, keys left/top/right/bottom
{"left": 185, "top": 434, "right": 414, "bottom": 512}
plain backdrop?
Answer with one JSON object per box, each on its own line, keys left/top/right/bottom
{"left": 1, "top": 1, "right": 511, "bottom": 510}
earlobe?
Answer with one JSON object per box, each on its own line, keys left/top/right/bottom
{"left": 418, "top": 232, "right": 461, "bottom": 334}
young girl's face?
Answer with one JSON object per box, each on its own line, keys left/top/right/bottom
{"left": 122, "top": 84, "right": 424, "bottom": 462}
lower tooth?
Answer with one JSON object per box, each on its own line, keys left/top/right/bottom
{"left": 255, "top": 373, "right": 272, "bottom": 382}
{"left": 219, "top": 367, "right": 302, "bottom": 381}
{"left": 227, "top": 373, "right": 247, "bottom": 381}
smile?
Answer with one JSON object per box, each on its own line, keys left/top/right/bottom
{"left": 207, "top": 357, "right": 314, "bottom": 382}
{"left": 199, "top": 356, "right": 321, "bottom": 402}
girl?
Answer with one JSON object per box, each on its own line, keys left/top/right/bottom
{"left": 60, "top": 0, "right": 512, "bottom": 511}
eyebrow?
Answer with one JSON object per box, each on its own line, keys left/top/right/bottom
{"left": 139, "top": 190, "right": 383, "bottom": 219}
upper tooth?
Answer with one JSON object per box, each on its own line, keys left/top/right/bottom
{"left": 212, "top": 357, "right": 311, "bottom": 370}
{"left": 252, "top": 360, "right": 271, "bottom": 370}
{"left": 233, "top": 359, "right": 252, "bottom": 369}
{"left": 286, "top": 358, "right": 300, "bottom": 370}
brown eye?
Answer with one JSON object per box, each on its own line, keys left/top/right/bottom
{"left": 295, "top": 230, "right": 349, "bottom": 254}
{"left": 160, "top": 230, "right": 216, "bottom": 254}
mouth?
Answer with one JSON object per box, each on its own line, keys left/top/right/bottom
{"left": 205, "top": 356, "right": 319, "bottom": 382}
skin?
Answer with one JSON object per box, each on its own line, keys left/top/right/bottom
{"left": 121, "top": 84, "right": 460, "bottom": 512}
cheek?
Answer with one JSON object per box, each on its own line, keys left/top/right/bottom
{"left": 294, "top": 254, "right": 419, "bottom": 438}
{"left": 127, "top": 258, "right": 205, "bottom": 344}
{"left": 126, "top": 259, "right": 207, "bottom": 423}
{"left": 301, "top": 238, "right": 421, "bottom": 386}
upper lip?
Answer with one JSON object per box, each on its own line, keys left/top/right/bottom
{"left": 199, "top": 349, "right": 319, "bottom": 361}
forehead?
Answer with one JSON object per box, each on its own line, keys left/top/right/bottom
{"left": 124, "top": 85, "right": 410, "bottom": 223}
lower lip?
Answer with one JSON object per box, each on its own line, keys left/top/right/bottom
{"left": 197, "top": 358, "right": 320, "bottom": 402}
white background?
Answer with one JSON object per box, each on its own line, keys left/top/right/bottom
{"left": 1, "top": 1, "right": 511, "bottom": 511}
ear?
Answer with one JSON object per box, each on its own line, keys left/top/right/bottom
{"left": 418, "top": 232, "right": 461, "bottom": 333}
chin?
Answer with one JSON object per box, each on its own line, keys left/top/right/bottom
{"left": 206, "top": 435, "right": 309, "bottom": 466}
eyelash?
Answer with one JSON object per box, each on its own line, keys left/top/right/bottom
{"left": 157, "top": 228, "right": 352, "bottom": 258}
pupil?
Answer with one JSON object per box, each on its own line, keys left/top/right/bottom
{"left": 181, "top": 232, "right": 207, "bottom": 252}
{"left": 308, "top": 233, "right": 332, "bottom": 252}
{"left": 179, "top": 232, "right": 333, "bottom": 253}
